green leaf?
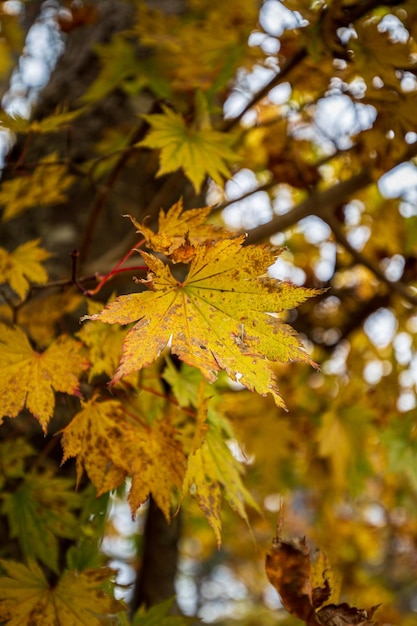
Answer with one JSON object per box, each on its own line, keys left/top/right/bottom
{"left": 0, "top": 438, "right": 35, "bottom": 489}
{"left": 132, "top": 597, "right": 196, "bottom": 625}
{"left": 381, "top": 414, "right": 417, "bottom": 491}
{"left": 183, "top": 404, "right": 259, "bottom": 546}
{"left": 163, "top": 358, "right": 204, "bottom": 408}
{"left": 1, "top": 473, "right": 83, "bottom": 573}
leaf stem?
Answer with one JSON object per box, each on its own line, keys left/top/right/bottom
{"left": 135, "top": 383, "right": 197, "bottom": 418}
{"left": 119, "top": 405, "right": 151, "bottom": 431}
{"left": 84, "top": 238, "right": 146, "bottom": 296}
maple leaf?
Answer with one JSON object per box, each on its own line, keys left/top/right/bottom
{"left": 138, "top": 105, "right": 238, "bottom": 193}
{"left": 132, "top": 597, "right": 194, "bottom": 625}
{"left": 0, "top": 559, "right": 124, "bottom": 626}
{"left": 0, "top": 239, "right": 51, "bottom": 301}
{"left": 83, "top": 237, "right": 320, "bottom": 407}
{"left": 61, "top": 396, "right": 186, "bottom": 520}
{"left": 0, "top": 324, "right": 89, "bottom": 432}
{"left": 127, "top": 198, "right": 231, "bottom": 257}
{"left": 265, "top": 535, "right": 380, "bottom": 626}
{"left": 183, "top": 402, "right": 258, "bottom": 546}
{"left": 162, "top": 359, "right": 204, "bottom": 408}
{"left": 0, "top": 109, "right": 82, "bottom": 134}
{"left": 1, "top": 473, "right": 83, "bottom": 573}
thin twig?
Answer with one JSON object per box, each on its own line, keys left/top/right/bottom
{"left": 78, "top": 119, "right": 149, "bottom": 264}
{"left": 223, "top": 47, "right": 308, "bottom": 132}
{"left": 85, "top": 237, "right": 146, "bottom": 296}
{"left": 222, "top": 0, "right": 402, "bottom": 133}
{"left": 327, "top": 215, "right": 417, "bottom": 307}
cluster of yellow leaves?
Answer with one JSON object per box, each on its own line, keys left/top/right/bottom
{"left": 0, "top": 202, "right": 319, "bottom": 550}
{"left": 0, "top": 153, "right": 74, "bottom": 221}
{"left": 183, "top": 400, "right": 258, "bottom": 545}
{"left": 134, "top": 0, "right": 260, "bottom": 94}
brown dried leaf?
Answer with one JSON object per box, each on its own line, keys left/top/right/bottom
{"left": 265, "top": 535, "right": 379, "bottom": 626}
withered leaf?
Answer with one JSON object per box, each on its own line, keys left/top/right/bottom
{"left": 317, "top": 603, "right": 380, "bottom": 626}
{"left": 265, "top": 535, "right": 379, "bottom": 626}
{"left": 265, "top": 536, "right": 322, "bottom": 625}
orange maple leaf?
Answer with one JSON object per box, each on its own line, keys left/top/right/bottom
{"left": 127, "top": 198, "right": 231, "bottom": 257}
{"left": 0, "top": 324, "right": 89, "bottom": 432}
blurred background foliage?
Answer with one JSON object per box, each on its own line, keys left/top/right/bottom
{"left": 2, "top": 0, "right": 417, "bottom": 624}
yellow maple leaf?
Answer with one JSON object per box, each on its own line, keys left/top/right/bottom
{"left": 183, "top": 400, "right": 258, "bottom": 546}
{"left": 0, "top": 325, "right": 89, "bottom": 432}
{"left": 0, "top": 239, "right": 51, "bottom": 301}
{"left": 0, "top": 153, "right": 74, "bottom": 221}
{"left": 83, "top": 237, "right": 321, "bottom": 407}
{"left": 138, "top": 105, "right": 238, "bottom": 193}
{"left": 0, "top": 109, "right": 82, "bottom": 134}
{"left": 0, "top": 559, "right": 124, "bottom": 626}
{"left": 61, "top": 397, "right": 186, "bottom": 520}
{"left": 128, "top": 198, "right": 231, "bottom": 256}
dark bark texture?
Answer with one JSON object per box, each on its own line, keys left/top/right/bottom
{"left": 1, "top": 0, "right": 195, "bottom": 612}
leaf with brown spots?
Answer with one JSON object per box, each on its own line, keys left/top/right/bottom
{"left": 0, "top": 324, "right": 89, "bottom": 433}
{"left": 0, "top": 559, "right": 124, "bottom": 626}
{"left": 61, "top": 396, "right": 186, "bottom": 520}
{"left": 82, "top": 237, "right": 321, "bottom": 407}
{"left": 266, "top": 535, "right": 380, "bottom": 626}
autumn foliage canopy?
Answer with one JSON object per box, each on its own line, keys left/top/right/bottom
{"left": 1, "top": 0, "right": 417, "bottom": 624}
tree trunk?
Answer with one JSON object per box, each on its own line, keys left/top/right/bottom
{"left": 130, "top": 497, "right": 181, "bottom": 614}
{"left": 1, "top": 0, "right": 194, "bottom": 611}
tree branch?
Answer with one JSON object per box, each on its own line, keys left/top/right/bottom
{"left": 327, "top": 214, "right": 417, "bottom": 306}
{"left": 245, "top": 168, "right": 372, "bottom": 245}
{"left": 245, "top": 138, "right": 417, "bottom": 245}
{"left": 222, "top": 0, "right": 403, "bottom": 132}
{"left": 223, "top": 46, "right": 308, "bottom": 132}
